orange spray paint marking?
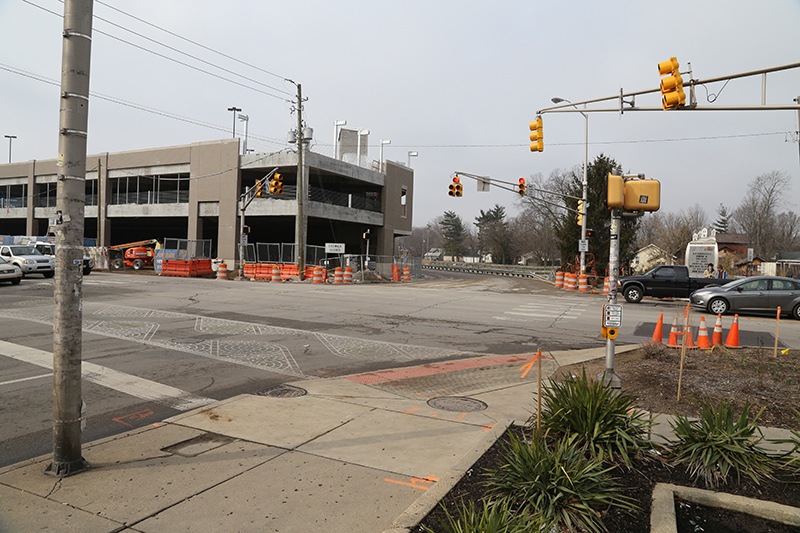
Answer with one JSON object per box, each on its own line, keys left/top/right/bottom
{"left": 384, "top": 475, "right": 440, "bottom": 490}
{"left": 481, "top": 423, "right": 496, "bottom": 432}
{"left": 455, "top": 413, "right": 466, "bottom": 421}
{"left": 403, "top": 407, "right": 420, "bottom": 415}
{"left": 113, "top": 409, "right": 154, "bottom": 427}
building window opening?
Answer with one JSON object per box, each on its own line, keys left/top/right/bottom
{"left": 401, "top": 187, "right": 407, "bottom": 218}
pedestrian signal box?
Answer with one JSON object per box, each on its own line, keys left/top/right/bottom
{"left": 607, "top": 173, "right": 624, "bottom": 209}
{"left": 623, "top": 179, "right": 660, "bottom": 212}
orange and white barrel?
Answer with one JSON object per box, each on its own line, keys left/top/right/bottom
{"left": 271, "top": 265, "right": 281, "bottom": 282}
{"left": 555, "top": 271, "right": 564, "bottom": 288}
{"left": 603, "top": 277, "right": 610, "bottom": 294}
{"left": 402, "top": 267, "right": 411, "bottom": 281}
{"left": 334, "top": 267, "right": 343, "bottom": 284}
{"left": 344, "top": 267, "right": 353, "bottom": 283}
{"left": 578, "top": 274, "right": 588, "bottom": 292}
{"left": 217, "top": 262, "right": 228, "bottom": 280}
{"left": 313, "top": 266, "right": 323, "bottom": 284}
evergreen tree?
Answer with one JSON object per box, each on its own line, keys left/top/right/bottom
{"left": 712, "top": 203, "right": 732, "bottom": 234}
{"left": 440, "top": 211, "right": 467, "bottom": 259}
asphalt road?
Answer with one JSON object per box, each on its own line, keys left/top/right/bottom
{"left": 1, "top": 269, "right": 797, "bottom": 467}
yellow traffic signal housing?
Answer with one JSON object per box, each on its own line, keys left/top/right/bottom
{"left": 577, "top": 200, "right": 584, "bottom": 226}
{"left": 269, "top": 173, "right": 284, "bottom": 195}
{"left": 529, "top": 117, "right": 543, "bottom": 152}
{"left": 255, "top": 180, "right": 265, "bottom": 197}
{"left": 607, "top": 173, "right": 624, "bottom": 209}
{"left": 658, "top": 57, "right": 685, "bottom": 110}
{"left": 623, "top": 179, "right": 660, "bottom": 211}
{"left": 518, "top": 178, "right": 526, "bottom": 197}
{"left": 449, "top": 176, "right": 463, "bottom": 197}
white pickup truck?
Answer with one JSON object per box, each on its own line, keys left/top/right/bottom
{"left": 0, "top": 245, "right": 55, "bottom": 278}
{"left": 33, "top": 242, "right": 93, "bottom": 276}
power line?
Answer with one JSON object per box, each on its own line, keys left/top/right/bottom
{"left": 21, "top": 0, "right": 293, "bottom": 102}
{"left": 0, "top": 63, "right": 286, "bottom": 146}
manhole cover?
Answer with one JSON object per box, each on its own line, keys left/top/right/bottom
{"left": 427, "top": 396, "right": 488, "bottom": 412}
{"left": 254, "top": 384, "right": 307, "bottom": 398}
{"left": 170, "top": 337, "right": 205, "bottom": 344}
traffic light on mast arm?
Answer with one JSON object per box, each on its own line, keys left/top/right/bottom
{"left": 254, "top": 179, "right": 265, "bottom": 197}
{"left": 448, "top": 176, "right": 463, "bottom": 197}
{"left": 658, "top": 57, "right": 685, "bottom": 110}
{"left": 529, "top": 117, "right": 543, "bottom": 152}
{"left": 577, "top": 200, "right": 584, "bottom": 226}
{"left": 269, "top": 173, "right": 284, "bottom": 195}
{"left": 518, "top": 178, "right": 526, "bottom": 197}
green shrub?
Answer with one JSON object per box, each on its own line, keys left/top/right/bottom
{"left": 486, "top": 432, "right": 636, "bottom": 533}
{"left": 533, "top": 369, "right": 653, "bottom": 466}
{"left": 421, "top": 498, "right": 535, "bottom": 533}
{"left": 668, "top": 398, "right": 776, "bottom": 487}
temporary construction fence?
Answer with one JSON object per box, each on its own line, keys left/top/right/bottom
{"left": 240, "top": 254, "right": 422, "bottom": 284}
{"left": 241, "top": 242, "right": 327, "bottom": 265}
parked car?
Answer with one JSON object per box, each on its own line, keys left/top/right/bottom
{"left": 619, "top": 265, "right": 728, "bottom": 303}
{"left": 32, "top": 242, "right": 93, "bottom": 275}
{"left": 0, "top": 256, "right": 23, "bottom": 285}
{"left": 0, "top": 245, "right": 55, "bottom": 278}
{"left": 690, "top": 276, "right": 800, "bottom": 320}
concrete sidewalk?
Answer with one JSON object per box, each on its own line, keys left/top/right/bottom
{"left": 0, "top": 346, "right": 795, "bottom": 532}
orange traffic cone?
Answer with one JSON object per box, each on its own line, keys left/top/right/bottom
{"left": 696, "top": 316, "right": 711, "bottom": 349}
{"left": 683, "top": 326, "right": 696, "bottom": 349}
{"left": 651, "top": 313, "right": 664, "bottom": 345}
{"left": 724, "top": 314, "right": 741, "bottom": 348}
{"left": 667, "top": 317, "right": 680, "bottom": 347}
{"left": 711, "top": 314, "right": 724, "bottom": 347}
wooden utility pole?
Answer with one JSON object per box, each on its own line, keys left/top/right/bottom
{"left": 46, "top": 0, "right": 93, "bottom": 478}
{"left": 295, "top": 83, "right": 305, "bottom": 280}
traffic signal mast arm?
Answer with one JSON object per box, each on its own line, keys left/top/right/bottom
{"left": 532, "top": 187, "right": 586, "bottom": 215}
{"left": 240, "top": 167, "right": 279, "bottom": 210}
{"left": 536, "top": 60, "right": 800, "bottom": 115}
{"left": 452, "top": 171, "right": 522, "bottom": 196}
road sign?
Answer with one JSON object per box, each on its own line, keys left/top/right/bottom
{"left": 477, "top": 178, "right": 490, "bottom": 192}
{"left": 578, "top": 239, "right": 589, "bottom": 252}
{"left": 603, "top": 304, "right": 623, "bottom": 328}
{"left": 325, "top": 243, "right": 345, "bottom": 254}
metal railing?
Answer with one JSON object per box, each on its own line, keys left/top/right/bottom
{"left": 423, "top": 261, "right": 558, "bottom": 282}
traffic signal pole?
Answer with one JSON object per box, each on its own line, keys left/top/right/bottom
{"left": 47, "top": 0, "right": 93, "bottom": 478}
{"left": 601, "top": 209, "right": 622, "bottom": 389}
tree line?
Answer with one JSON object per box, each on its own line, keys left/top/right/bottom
{"left": 399, "top": 155, "right": 800, "bottom": 273}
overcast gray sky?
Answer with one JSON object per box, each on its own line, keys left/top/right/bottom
{"left": 2, "top": 0, "right": 799, "bottom": 228}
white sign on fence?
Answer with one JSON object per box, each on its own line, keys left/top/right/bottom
{"left": 325, "top": 243, "right": 345, "bottom": 254}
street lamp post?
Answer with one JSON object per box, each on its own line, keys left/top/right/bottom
{"left": 237, "top": 113, "right": 249, "bottom": 154}
{"left": 227, "top": 106, "right": 241, "bottom": 138}
{"left": 407, "top": 151, "right": 418, "bottom": 167}
{"left": 379, "top": 139, "right": 391, "bottom": 172}
{"left": 356, "top": 129, "right": 369, "bottom": 167}
{"left": 552, "top": 97, "right": 589, "bottom": 274}
{"left": 4, "top": 135, "right": 16, "bottom": 164}
{"left": 333, "top": 120, "right": 346, "bottom": 160}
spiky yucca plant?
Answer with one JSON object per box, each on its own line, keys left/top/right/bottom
{"left": 669, "top": 398, "right": 776, "bottom": 487}
{"left": 534, "top": 369, "right": 653, "bottom": 466}
{"left": 421, "top": 498, "right": 536, "bottom": 533}
{"left": 486, "top": 432, "right": 637, "bottom": 533}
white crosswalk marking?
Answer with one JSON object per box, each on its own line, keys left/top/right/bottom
{"left": 0, "top": 340, "right": 214, "bottom": 411}
{"left": 500, "top": 299, "right": 589, "bottom": 321}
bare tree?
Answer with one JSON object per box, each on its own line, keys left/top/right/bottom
{"left": 732, "top": 171, "right": 792, "bottom": 258}
{"left": 639, "top": 205, "right": 707, "bottom": 263}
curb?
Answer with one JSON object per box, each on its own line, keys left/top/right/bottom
{"left": 382, "top": 419, "right": 514, "bottom": 533}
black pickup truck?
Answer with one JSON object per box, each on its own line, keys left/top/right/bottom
{"left": 619, "top": 265, "right": 729, "bottom": 303}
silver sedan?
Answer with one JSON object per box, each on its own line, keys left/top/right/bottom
{"left": 690, "top": 276, "right": 800, "bottom": 320}
{"left": 0, "top": 257, "right": 22, "bottom": 285}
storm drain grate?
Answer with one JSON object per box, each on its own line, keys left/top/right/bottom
{"left": 427, "top": 396, "right": 488, "bottom": 412}
{"left": 254, "top": 384, "right": 308, "bottom": 398}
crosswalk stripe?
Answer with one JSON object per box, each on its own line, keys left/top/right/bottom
{"left": 0, "top": 340, "right": 214, "bottom": 411}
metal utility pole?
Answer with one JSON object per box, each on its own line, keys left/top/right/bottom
{"left": 47, "top": 0, "right": 93, "bottom": 478}
{"left": 295, "top": 84, "right": 305, "bottom": 281}
{"left": 601, "top": 209, "right": 622, "bottom": 389}
{"left": 4, "top": 135, "right": 16, "bottom": 164}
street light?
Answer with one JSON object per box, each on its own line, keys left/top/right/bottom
{"left": 5, "top": 135, "right": 16, "bottom": 164}
{"left": 333, "top": 120, "right": 347, "bottom": 159}
{"left": 356, "top": 129, "right": 369, "bottom": 167}
{"left": 552, "top": 97, "right": 589, "bottom": 275}
{"left": 237, "top": 113, "right": 249, "bottom": 155}
{"left": 379, "top": 139, "right": 391, "bottom": 172}
{"left": 407, "top": 151, "right": 418, "bottom": 167}
{"left": 227, "top": 106, "right": 241, "bottom": 138}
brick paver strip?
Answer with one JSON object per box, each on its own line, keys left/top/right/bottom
{"left": 345, "top": 353, "right": 545, "bottom": 385}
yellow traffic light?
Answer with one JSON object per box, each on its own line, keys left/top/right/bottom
{"left": 577, "top": 199, "right": 584, "bottom": 226}
{"left": 658, "top": 57, "right": 685, "bottom": 110}
{"left": 449, "top": 176, "right": 463, "bottom": 197}
{"left": 269, "top": 172, "right": 284, "bottom": 195}
{"left": 518, "top": 178, "right": 526, "bottom": 197}
{"left": 255, "top": 180, "right": 265, "bottom": 197}
{"left": 529, "top": 117, "right": 543, "bottom": 152}
{"left": 607, "top": 172, "right": 624, "bottom": 209}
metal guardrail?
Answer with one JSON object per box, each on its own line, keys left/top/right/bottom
{"left": 423, "top": 261, "right": 558, "bottom": 282}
